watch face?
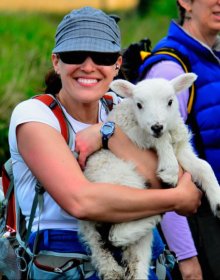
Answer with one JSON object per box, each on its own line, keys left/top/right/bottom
{"left": 101, "top": 122, "right": 115, "bottom": 138}
{"left": 103, "top": 125, "right": 113, "bottom": 134}
{"left": 101, "top": 122, "right": 115, "bottom": 149}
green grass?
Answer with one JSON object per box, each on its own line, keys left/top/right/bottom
{"left": 0, "top": 5, "right": 176, "bottom": 166}
{"left": 0, "top": 12, "right": 62, "bottom": 164}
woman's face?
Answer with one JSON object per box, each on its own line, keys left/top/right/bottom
{"left": 187, "top": 0, "right": 220, "bottom": 35}
{"left": 52, "top": 53, "right": 122, "bottom": 104}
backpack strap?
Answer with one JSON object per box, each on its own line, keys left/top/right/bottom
{"left": 33, "top": 94, "right": 70, "bottom": 145}
{"left": 0, "top": 158, "right": 15, "bottom": 232}
{"left": 101, "top": 91, "right": 120, "bottom": 114}
{"left": 102, "top": 94, "right": 114, "bottom": 112}
{"left": 16, "top": 94, "right": 73, "bottom": 253}
{"left": 24, "top": 182, "right": 45, "bottom": 248}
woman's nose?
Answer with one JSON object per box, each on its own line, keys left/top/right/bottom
{"left": 80, "top": 57, "right": 96, "bottom": 72}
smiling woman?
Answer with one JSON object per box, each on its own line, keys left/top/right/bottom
{"left": 4, "top": 5, "right": 202, "bottom": 280}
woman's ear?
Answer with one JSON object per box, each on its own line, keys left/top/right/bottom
{"left": 52, "top": 53, "right": 60, "bottom": 75}
{"left": 114, "top": 55, "right": 122, "bottom": 76}
{"left": 178, "top": 0, "right": 192, "bottom": 12}
{"left": 117, "top": 55, "right": 123, "bottom": 68}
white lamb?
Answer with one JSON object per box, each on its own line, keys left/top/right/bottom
{"left": 80, "top": 73, "right": 220, "bottom": 280}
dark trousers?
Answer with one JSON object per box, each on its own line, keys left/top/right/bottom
{"left": 188, "top": 196, "right": 220, "bottom": 280}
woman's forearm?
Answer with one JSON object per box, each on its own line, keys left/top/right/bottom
{"left": 69, "top": 172, "right": 201, "bottom": 222}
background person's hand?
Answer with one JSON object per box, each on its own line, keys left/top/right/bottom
{"left": 178, "top": 256, "right": 203, "bottom": 280}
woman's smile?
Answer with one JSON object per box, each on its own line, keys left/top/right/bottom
{"left": 76, "top": 77, "right": 100, "bottom": 87}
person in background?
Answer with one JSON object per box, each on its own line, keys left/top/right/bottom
{"left": 8, "top": 6, "right": 202, "bottom": 279}
{"left": 141, "top": 0, "right": 220, "bottom": 279}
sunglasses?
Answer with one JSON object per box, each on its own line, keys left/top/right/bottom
{"left": 58, "top": 52, "right": 119, "bottom": 66}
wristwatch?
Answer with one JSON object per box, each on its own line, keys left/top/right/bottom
{"left": 100, "top": 121, "right": 115, "bottom": 149}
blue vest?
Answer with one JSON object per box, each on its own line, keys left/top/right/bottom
{"left": 140, "top": 20, "right": 220, "bottom": 182}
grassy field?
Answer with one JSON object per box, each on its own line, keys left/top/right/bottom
{"left": 0, "top": 1, "right": 177, "bottom": 166}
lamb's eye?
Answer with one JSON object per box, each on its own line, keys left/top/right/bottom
{"left": 168, "top": 99, "right": 173, "bottom": 106}
{"left": 137, "top": 103, "right": 143, "bottom": 109}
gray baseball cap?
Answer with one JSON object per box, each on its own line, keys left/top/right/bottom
{"left": 52, "top": 6, "right": 121, "bottom": 53}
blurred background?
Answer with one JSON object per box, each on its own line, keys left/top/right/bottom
{"left": 0, "top": 0, "right": 177, "bottom": 167}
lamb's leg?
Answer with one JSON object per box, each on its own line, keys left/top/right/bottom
{"left": 109, "top": 215, "right": 161, "bottom": 247}
{"left": 79, "top": 221, "right": 124, "bottom": 280}
{"left": 154, "top": 137, "right": 179, "bottom": 187}
{"left": 177, "top": 143, "right": 220, "bottom": 218}
{"left": 122, "top": 233, "right": 153, "bottom": 280}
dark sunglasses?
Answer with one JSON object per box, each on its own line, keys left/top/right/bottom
{"left": 58, "top": 52, "right": 119, "bottom": 66}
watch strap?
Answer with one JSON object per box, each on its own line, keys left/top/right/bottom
{"left": 102, "top": 136, "right": 109, "bottom": 149}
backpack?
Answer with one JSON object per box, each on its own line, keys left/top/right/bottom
{"left": 118, "top": 37, "right": 195, "bottom": 116}
{"left": 0, "top": 93, "right": 114, "bottom": 279}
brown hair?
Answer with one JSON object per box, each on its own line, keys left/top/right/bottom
{"left": 177, "top": 0, "right": 193, "bottom": 25}
{"left": 176, "top": 0, "right": 186, "bottom": 25}
{"left": 44, "top": 69, "right": 62, "bottom": 95}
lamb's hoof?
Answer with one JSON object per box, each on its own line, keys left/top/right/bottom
{"left": 102, "top": 267, "right": 124, "bottom": 280}
{"left": 109, "top": 228, "right": 132, "bottom": 247}
{"left": 109, "top": 234, "right": 128, "bottom": 247}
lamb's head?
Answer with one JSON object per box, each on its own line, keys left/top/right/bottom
{"left": 110, "top": 73, "right": 197, "bottom": 138}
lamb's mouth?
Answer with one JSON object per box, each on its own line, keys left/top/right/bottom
{"left": 152, "top": 132, "right": 163, "bottom": 138}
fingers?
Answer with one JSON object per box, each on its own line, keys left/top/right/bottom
{"left": 175, "top": 172, "right": 203, "bottom": 216}
{"left": 77, "top": 151, "right": 87, "bottom": 170}
{"left": 74, "top": 144, "right": 87, "bottom": 170}
{"left": 179, "top": 171, "right": 192, "bottom": 183}
{"left": 73, "top": 150, "right": 86, "bottom": 170}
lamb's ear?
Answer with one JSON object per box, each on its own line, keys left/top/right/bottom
{"left": 110, "top": 79, "right": 135, "bottom": 98}
{"left": 170, "top": 73, "right": 197, "bottom": 94}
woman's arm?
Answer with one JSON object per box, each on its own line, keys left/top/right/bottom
{"left": 17, "top": 122, "right": 202, "bottom": 223}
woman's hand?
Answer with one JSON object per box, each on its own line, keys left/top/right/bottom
{"left": 75, "top": 123, "right": 102, "bottom": 169}
{"left": 174, "top": 172, "right": 202, "bottom": 216}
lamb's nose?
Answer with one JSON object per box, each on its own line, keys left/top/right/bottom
{"left": 151, "top": 124, "right": 163, "bottom": 137}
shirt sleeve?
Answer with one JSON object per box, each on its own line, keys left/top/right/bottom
{"left": 9, "top": 99, "right": 60, "bottom": 155}
{"left": 161, "top": 212, "right": 197, "bottom": 260}
{"left": 144, "top": 60, "right": 197, "bottom": 260}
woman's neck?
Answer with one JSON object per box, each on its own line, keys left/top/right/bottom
{"left": 56, "top": 93, "right": 99, "bottom": 124}
{"left": 182, "top": 20, "right": 217, "bottom": 48}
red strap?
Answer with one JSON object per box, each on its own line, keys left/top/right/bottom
{"left": 34, "top": 95, "right": 69, "bottom": 143}
{"left": 103, "top": 94, "right": 114, "bottom": 111}
{"left": 2, "top": 166, "right": 16, "bottom": 230}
